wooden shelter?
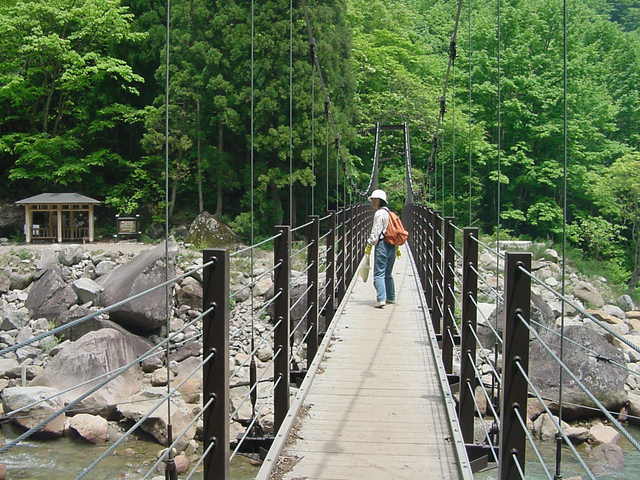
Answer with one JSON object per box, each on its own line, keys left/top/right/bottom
{"left": 16, "top": 193, "right": 101, "bottom": 243}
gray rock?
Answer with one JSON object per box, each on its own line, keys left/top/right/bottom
{"left": 25, "top": 266, "right": 78, "bottom": 323}
{"left": 1, "top": 386, "right": 65, "bottom": 438}
{"left": 529, "top": 325, "right": 627, "bottom": 419}
{"left": 117, "top": 388, "right": 196, "bottom": 451}
{"left": 177, "top": 277, "right": 202, "bottom": 309}
{"left": 590, "top": 442, "right": 624, "bottom": 475}
{"left": 603, "top": 304, "right": 625, "bottom": 320}
{"left": 573, "top": 281, "right": 604, "bottom": 308}
{"left": 31, "top": 328, "right": 151, "bottom": 416}
{"left": 72, "top": 278, "right": 104, "bottom": 304}
{"left": 0, "top": 201, "right": 23, "bottom": 235}
{"left": 617, "top": 294, "right": 636, "bottom": 312}
{"left": 58, "top": 245, "right": 84, "bottom": 267}
{"left": 186, "top": 211, "right": 236, "bottom": 248}
{"left": 0, "top": 270, "right": 10, "bottom": 293}
{"left": 481, "top": 293, "right": 554, "bottom": 346}
{"left": 1, "top": 309, "right": 23, "bottom": 331}
{"left": 95, "top": 260, "right": 117, "bottom": 277}
{"left": 10, "top": 271, "right": 34, "bottom": 290}
{"left": 544, "top": 248, "right": 561, "bottom": 262}
{"left": 68, "top": 413, "right": 109, "bottom": 443}
{"left": 589, "top": 423, "right": 620, "bottom": 445}
{"left": 0, "top": 358, "right": 19, "bottom": 378}
{"left": 98, "top": 242, "right": 177, "bottom": 333}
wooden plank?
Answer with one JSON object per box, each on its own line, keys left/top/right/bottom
{"left": 274, "top": 248, "right": 465, "bottom": 480}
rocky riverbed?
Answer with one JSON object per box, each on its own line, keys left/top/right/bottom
{"left": 0, "top": 235, "right": 320, "bottom": 478}
{"left": 1, "top": 237, "right": 640, "bottom": 478}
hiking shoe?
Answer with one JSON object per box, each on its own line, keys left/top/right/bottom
{"left": 375, "top": 301, "right": 386, "bottom": 309}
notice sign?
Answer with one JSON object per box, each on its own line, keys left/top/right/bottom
{"left": 116, "top": 217, "right": 139, "bottom": 237}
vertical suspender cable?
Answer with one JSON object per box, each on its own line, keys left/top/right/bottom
{"left": 336, "top": 136, "right": 340, "bottom": 209}
{"left": 311, "top": 59, "right": 315, "bottom": 215}
{"left": 289, "top": 0, "right": 294, "bottom": 225}
{"left": 492, "top": 0, "right": 502, "bottom": 425}
{"left": 468, "top": 0, "right": 473, "bottom": 226}
{"left": 163, "top": 1, "right": 176, "bottom": 477}
{"left": 325, "top": 99, "right": 330, "bottom": 211}
{"left": 451, "top": 57, "right": 456, "bottom": 220}
{"left": 555, "top": 0, "right": 569, "bottom": 476}
{"left": 249, "top": 0, "right": 257, "bottom": 427}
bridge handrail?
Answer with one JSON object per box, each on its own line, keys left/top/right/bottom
{"left": 405, "top": 203, "right": 640, "bottom": 480}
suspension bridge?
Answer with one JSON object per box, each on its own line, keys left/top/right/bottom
{"left": 1, "top": 0, "right": 639, "bottom": 479}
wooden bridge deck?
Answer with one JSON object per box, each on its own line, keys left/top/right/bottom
{"left": 261, "top": 246, "right": 472, "bottom": 480}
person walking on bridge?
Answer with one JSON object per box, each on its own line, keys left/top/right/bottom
{"left": 365, "top": 189, "right": 397, "bottom": 308}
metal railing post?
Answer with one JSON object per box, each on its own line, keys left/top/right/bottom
{"left": 325, "top": 211, "right": 336, "bottom": 324}
{"left": 336, "top": 209, "right": 346, "bottom": 302}
{"left": 307, "top": 216, "right": 320, "bottom": 368}
{"left": 273, "top": 225, "right": 291, "bottom": 432}
{"left": 498, "top": 252, "right": 532, "bottom": 480}
{"left": 443, "top": 217, "right": 455, "bottom": 373}
{"left": 459, "top": 228, "right": 479, "bottom": 443}
{"left": 202, "top": 249, "right": 230, "bottom": 480}
{"left": 426, "top": 208, "right": 435, "bottom": 311}
{"left": 432, "top": 212, "right": 443, "bottom": 334}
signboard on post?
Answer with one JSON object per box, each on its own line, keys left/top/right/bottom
{"left": 115, "top": 215, "right": 141, "bottom": 241}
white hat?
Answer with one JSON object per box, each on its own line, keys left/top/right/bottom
{"left": 368, "top": 189, "right": 387, "bottom": 203}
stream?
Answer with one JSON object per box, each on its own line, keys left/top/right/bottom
{"left": 0, "top": 424, "right": 259, "bottom": 479}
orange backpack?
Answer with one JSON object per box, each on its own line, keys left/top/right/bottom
{"left": 383, "top": 208, "right": 409, "bottom": 246}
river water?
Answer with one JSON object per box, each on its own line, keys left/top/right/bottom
{"left": 477, "top": 424, "right": 640, "bottom": 479}
{"left": 3, "top": 422, "right": 640, "bottom": 478}
{"left": 0, "top": 424, "right": 259, "bottom": 479}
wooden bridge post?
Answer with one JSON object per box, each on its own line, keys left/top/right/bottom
{"left": 202, "top": 249, "right": 230, "bottom": 480}
{"left": 273, "top": 225, "right": 291, "bottom": 432}
{"left": 426, "top": 208, "right": 435, "bottom": 312}
{"left": 432, "top": 212, "right": 444, "bottom": 334}
{"left": 498, "top": 252, "right": 532, "bottom": 480}
{"left": 307, "top": 216, "right": 320, "bottom": 368}
{"left": 336, "top": 209, "right": 346, "bottom": 303}
{"left": 442, "top": 216, "right": 455, "bottom": 373}
{"left": 325, "top": 211, "right": 336, "bottom": 324}
{"left": 459, "top": 228, "right": 479, "bottom": 444}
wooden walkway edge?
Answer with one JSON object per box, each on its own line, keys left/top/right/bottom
{"left": 257, "top": 245, "right": 473, "bottom": 480}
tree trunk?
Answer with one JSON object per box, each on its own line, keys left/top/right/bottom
{"left": 42, "top": 88, "right": 54, "bottom": 133}
{"left": 196, "top": 99, "right": 203, "bottom": 213}
{"left": 215, "top": 123, "right": 224, "bottom": 217}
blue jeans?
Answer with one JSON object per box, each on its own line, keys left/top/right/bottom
{"left": 374, "top": 240, "right": 396, "bottom": 303}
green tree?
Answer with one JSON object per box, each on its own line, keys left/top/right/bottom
{"left": 0, "top": 0, "right": 144, "bottom": 196}
{"left": 588, "top": 153, "right": 640, "bottom": 287}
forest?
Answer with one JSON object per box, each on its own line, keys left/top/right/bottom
{"left": 0, "top": 0, "right": 639, "bottom": 289}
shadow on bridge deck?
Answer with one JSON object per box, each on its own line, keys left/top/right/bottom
{"left": 257, "top": 246, "right": 473, "bottom": 480}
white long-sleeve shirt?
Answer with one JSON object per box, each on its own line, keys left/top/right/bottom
{"left": 367, "top": 208, "right": 390, "bottom": 245}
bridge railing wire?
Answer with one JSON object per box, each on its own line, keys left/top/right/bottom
{"left": 405, "top": 203, "right": 640, "bottom": 480}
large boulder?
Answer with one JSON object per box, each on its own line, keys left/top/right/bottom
{"left": 31, "top": 328, "right": 150, "bottom": 416}
{"left": 176, "top": 277, "right": 202, "bottom": 309}
{"left": 98, "top": 242, "right": 177, "bottom": 333}
{"left": 0, "top": 270, "right": 10, "bottom": 293}
{"left": 68, "top": 413, "right": 109, "bottom": 444}
{"left": 589, "top": 443, "right": 624, "bottom": 475}
{"left": 58, "top": 245, "right": 85, "bottom": 267}
{"left": 529, "top": 325, "right": 627, "bottom": 419}
{"left": 480, "top": 292, "right": 554, "bottom": 346}
{"left": 0, "top": 201, "right": 23, "bottom": 236}
{"left": 72, "top": 278, "right": 104, "bottom": 304}
{"left": 1, "top": 386, "right": 65, "bottom": 438}
{"left": 117, "top": 387, "right": 196, "bottom": 452}
{"left": 186, "top": 211, "right": 236, "bottom": 248}
{"left": 25, "top": 266, "right": 78, "bottom": 323}
{"left": 573, "top": 281, "right": 604, "bottom": 308}
{"left": 617, "top": 295, "right": 636, "bottom": 312}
